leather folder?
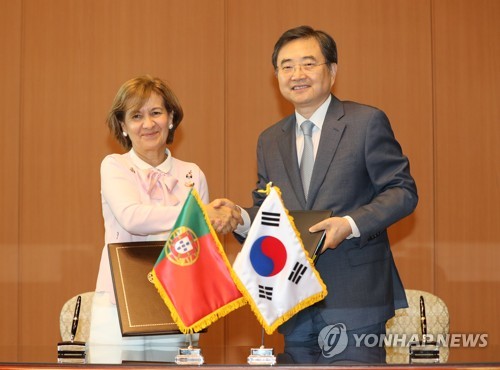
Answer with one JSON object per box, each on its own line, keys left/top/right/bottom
{"left": 289, "top": 210, "right": 332, "bottom": 264}
{"left": 108, "top": 241, "right": 182, "bottom": 336}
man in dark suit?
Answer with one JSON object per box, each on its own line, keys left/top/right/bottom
{"left": 237, "top": 25, "right": 418, "bottom": 364}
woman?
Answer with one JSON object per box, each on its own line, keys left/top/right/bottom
{"left": 88, "top": 75, "right": 240, "bottom": 363}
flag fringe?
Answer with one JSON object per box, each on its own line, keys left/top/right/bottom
{"left": 276, "top": 186, "right": 327, "bottom": 287}
{"left": 151, "top": 188, "right": 248, "bottom": 334}
{"left": 186, "top": 296, "right": 247, "bottom": 333}
{"left": 152, "top": 269, "right": 246, "bottom": 334}
{"left": 233, "top": 185, "right": 328, "bottom": 335}
{"left": 192, "top": 189, "right": 251, "bottom": 309}
{"left": 239, "top": 280, "right": 327, "bottom": 335}
{"left": 267, "top": 290, "right": 327, "bottom": 334}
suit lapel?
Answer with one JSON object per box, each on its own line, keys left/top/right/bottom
{"left": 277, "top": 116, "right": 307, "bottom": 208}
{"left": 307, "top": 97, "right": 346, "bottom": 209}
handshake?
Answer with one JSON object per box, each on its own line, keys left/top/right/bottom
{"left": 206, "top": 198, "right": 244, "bottom": 235}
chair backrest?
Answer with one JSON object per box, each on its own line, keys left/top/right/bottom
{"left": 385, "top": 289, "right": 450, "bottom": 364}
{"left": 59, "top": 292, "right": 95, "bottom": 342}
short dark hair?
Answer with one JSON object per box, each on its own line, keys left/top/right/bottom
{"left": 272, "top": 25, "right": 338, "bottom": 70}
{"left": 107, "top": 75, "right": 183, "bottom": 149}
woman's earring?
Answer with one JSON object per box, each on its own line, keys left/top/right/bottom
{"left": 122, "top": 131, "right": 128, "bottom": 137}
{"left": 169, "top": 123, "right": 174, "bottom": 130}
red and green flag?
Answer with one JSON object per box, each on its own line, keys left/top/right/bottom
{"left": 151, "top": 188, "right": 246, "bottom": 333}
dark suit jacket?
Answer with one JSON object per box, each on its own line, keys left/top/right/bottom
{"left": 250, "top": 95, "right": 418, "bottom": 332}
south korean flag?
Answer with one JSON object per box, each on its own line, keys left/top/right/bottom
{"left": 233, "top": 185, "right": 327, "bottom": 334}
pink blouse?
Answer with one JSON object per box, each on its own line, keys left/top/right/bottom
{"left": 95, "top": 149, "right": 209, "bottom": 300}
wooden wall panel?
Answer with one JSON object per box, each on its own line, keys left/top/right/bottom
{"left": 0, "top": 0, "right": 22, "bottom": 362}
{"left": 433, "top": 0, "right": 500, "bottom": 362}
{"left": 225, "top": 0, "right": 434, "bottom": 363}
{"left": 0, "top": 0, "right": 499, "bottom": 364}
{"left": 17, "top": 0, "right": 225, "bottom": 362}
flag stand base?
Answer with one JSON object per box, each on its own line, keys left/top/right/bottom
{"left": 175, "top": 346, "right": 204, "bottom": 365}
{"left": 247, "top": 346, "right": 276, "bottom": 366}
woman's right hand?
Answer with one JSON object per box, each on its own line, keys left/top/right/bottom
{"left": 206, "top": 199, "right": 243, "bottom": 234}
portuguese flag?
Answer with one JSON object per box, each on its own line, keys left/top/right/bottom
{"left": 151, "top": 188, "right": 246, "bottom": 333}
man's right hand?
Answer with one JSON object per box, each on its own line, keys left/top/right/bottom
{"left": 206, "top": 198, "right": 243, "bottom": 234}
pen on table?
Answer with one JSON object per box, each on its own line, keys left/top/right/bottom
{"left": 70, "top": 295, "right": 82, "bottom": 343}
{"left": 419, "top": 295, "right": 427, "bottom": 343}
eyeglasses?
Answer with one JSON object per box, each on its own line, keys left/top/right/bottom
{"left": 277, "top": 61, "right": 329, "bottom": 75}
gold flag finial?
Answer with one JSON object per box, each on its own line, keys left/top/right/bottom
{"left": 257, "top": 182, "right": 273, "bottom": 195}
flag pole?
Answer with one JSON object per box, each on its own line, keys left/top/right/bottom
{"left": 176, "top": 333, "right": 204, "bottom": 365}
{"left": 247, "top": 327, "right": 276, "bottom": 365}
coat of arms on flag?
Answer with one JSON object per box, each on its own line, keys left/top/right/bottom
{"left": 151, "top": 188, "right": 246, "bottom": 334}
{"left": 233, "top": 185, "right": 327, "bottom": 334}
